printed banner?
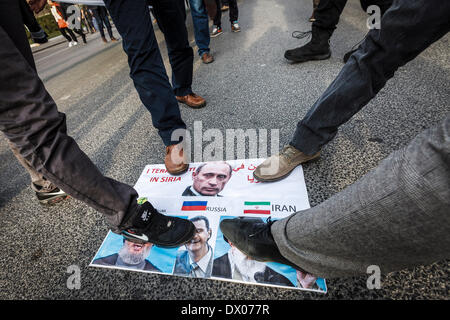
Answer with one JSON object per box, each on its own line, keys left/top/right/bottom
{"left": 90, "top": 159, "right": 327, "bottom": 293}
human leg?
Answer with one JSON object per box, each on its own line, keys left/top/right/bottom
{"left": 291, "top": 0, "right": 450, "bottom": 155}
{"left": 213, "top": 0, "right": 222, "bottom": 28}
{"left": 92, "top": 9, "right": 106, "bottom": 39}
{"left": 0, "top": 24, "right": 137, "bottom": 230}
{"left": 103, "top": 0, "right": 187, "bottom": 146}
{"left": 0, "top": 16, "right": 195, "bottom": 243}
{"left": 284, "top": 0, "right": 348, "bottom": 62}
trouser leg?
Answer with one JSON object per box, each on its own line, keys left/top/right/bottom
{"left": 99, "top": 7, "right": 114, "bottom": 38}
{"left": 103, "top": 0, "right": 186, "bottom": 146}
{"left": 360, "top": 0, "right": 393, "bottom": 14}
{"left": 59, "top": 28, "right": 72, "bottom": 42}
{"left": 273, "top": 115, "right": 450, "bottom": 278}
{"left": 7, "top": 139, "right": 50, "bottom": 189}
{"left": 66, "top": 28, "right": 77, "bottom": 42}
{"left": 0, "top": 24, "right": 138, "bottom": 231}
{"left": 2, "top": 0, "right": 46, "bottom": 189}
{"left": 291, "top": 0, "right": 450, "bottom": 155}
{"left": 151, "top": 0, "right": 194, "bottom": 97}
{"left": 189, "top": 0, "right": 211, "bottom": 56}
{"left": 0, "top": 0, "right": 35, "bottom": 69}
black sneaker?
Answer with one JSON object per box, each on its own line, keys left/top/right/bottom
{"left": 33, "top": 183, "right": 69, "bottom": 204}
{"left": 219, "top": 217, "right": 306, "bottom": 272}
{"left": 121, "top": 200, "right": 195, "bottom": 248}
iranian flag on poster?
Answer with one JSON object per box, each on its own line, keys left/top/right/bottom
{"left": 244, "top": 201, "right": 271, "bottom": 215}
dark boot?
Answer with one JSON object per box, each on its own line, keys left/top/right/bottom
{"left": 284, "top": 26, "right": 331, "bottom": 63}
{"left": 309, "top": 0, "right": 320, "bottom": 22}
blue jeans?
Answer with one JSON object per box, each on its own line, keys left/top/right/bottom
{"left": 291, "top": 0, "right": 450, "bottom": 155}
{"left": 189, "top": 0, "right": 211, "bottom": 56}
{"left": 104, "top": 0, "right": 192, "bottom": 145}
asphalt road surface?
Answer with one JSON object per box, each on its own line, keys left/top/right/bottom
{"left": 1, "top": 0, "right": 449, "bottom": 299}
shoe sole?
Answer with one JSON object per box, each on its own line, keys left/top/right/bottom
{"left": 285, "top": 52, "right": 331, "bottom": 63}
{"left": 210, "top": 32, "right": 223, "bottom": 38}
{"left": 253, "top": 154, "right": 321, "bottom": 182}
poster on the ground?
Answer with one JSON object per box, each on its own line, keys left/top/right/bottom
{"left": 90, "top": 159, "right": 327, "bottom": 293}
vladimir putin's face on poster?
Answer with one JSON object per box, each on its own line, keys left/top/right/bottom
{"left": 192, "top": 162, "right": 232, "bottom": 196}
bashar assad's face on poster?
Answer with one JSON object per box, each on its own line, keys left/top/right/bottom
{"left": 192, "top": 162, "right": 232, "bottom": 196}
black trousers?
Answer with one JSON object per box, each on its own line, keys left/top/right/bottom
{"left": 314, "top": 0, "right": 393, "bottom": 36}
{"left": 59, "top": 27, "right": 77, "bottom": 42}
{"left": 213, "top": 0, "right": 238, "bottom": 27}
{"left": 104, "top": 0, "right": 192, "bottom": 144}
{"left": 0, "top": 0, "right": 139, "bottom": 230}
{"left": 92, "top": 6, "right": 114, "bottom": 38}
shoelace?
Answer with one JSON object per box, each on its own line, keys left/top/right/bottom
{"left": 291, "top": 30, "right": 312, "bottom": 40}
{"left": 249, "top": 217, "right": 274, "bottom": 238}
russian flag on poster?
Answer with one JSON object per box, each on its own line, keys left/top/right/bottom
{"left": 244, "top": 201, "right": 271, "bottom": 214}
{"left": 181, "top": 201, "right": 208, "bottom": 211}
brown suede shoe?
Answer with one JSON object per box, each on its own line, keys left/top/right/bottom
{"left": 176, "top": 93, "right": 206, "bottom": 109}
{"left": 201, "top": 52, "right": 214, "bottom": 64}
{"left": 165, "top": 142, "right": 189, "bottom": 175}
{"left": 253, "top": 145, "right": 320, "bottom": 182}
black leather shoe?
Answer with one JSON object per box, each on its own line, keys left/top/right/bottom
{"left": 219, "top": 217, "right": 304, "bottom": 271}
{"left": 121, "top": 200, "right": 196, "bottom": 248}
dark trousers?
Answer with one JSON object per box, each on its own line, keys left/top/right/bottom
{"left": 314, "top": 0, "right": 393, "bottom": 36}
{"left": 103, "top": 0, "right": 190, "bottom": 145}
{"left": 92, "top": 6, "right": 114, "bottom": 38}
{"left": 0, "top": 0, "right": 138, "bottom": 230}
{"left": 213, "top": 0, "right": 238, "bottom": 27}
{"left": 291, "top": 0, "right": 450, "bottom": 155}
